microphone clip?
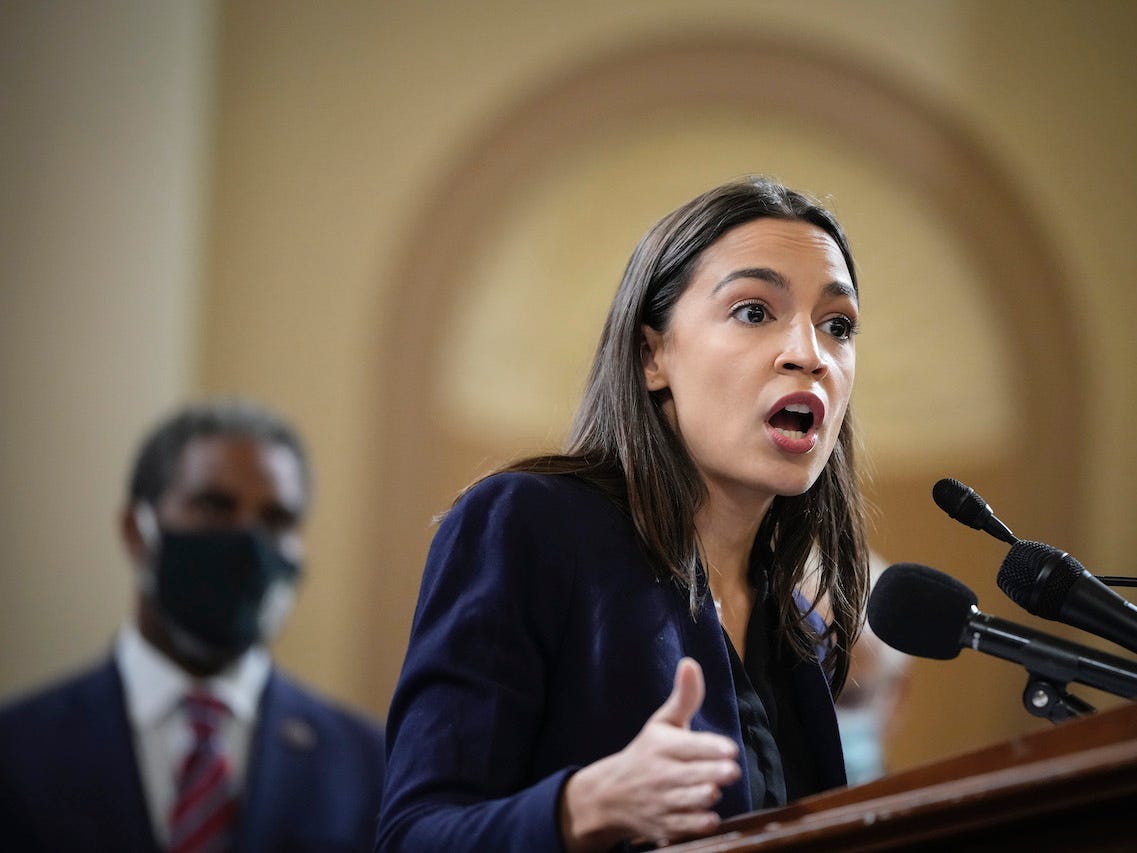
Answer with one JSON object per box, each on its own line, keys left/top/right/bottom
{"left": 1022, "top": 675, "right": 1096, "bottom": 723}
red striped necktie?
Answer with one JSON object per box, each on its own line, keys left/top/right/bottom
{"left": 168, "top": 691, "right": 239, "bottom": 853}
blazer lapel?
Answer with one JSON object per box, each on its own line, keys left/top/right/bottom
{"left": 680, "top": 587, "right": 755, "bottom": 816}
{"left": 235, "top": 669, "right": 319, "bottom": 851}
{"left": 88, "top": 660, "right": 162, "bottom": 851}
{"left": 791, "top": 658, "right": 847, "bottom": 790}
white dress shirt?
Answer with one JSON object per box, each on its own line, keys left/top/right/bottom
{"left": 115, "top": 623, "right": 271, "bottom": 844}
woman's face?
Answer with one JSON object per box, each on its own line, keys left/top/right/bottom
{"left": 641, "top": 217, "right": 858, "bottom": 515}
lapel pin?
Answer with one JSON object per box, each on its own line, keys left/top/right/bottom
{"left": 279, "top": 716, "right": 317, "bottom": 750}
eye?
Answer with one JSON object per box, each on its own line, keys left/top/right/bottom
{"left": 261, "top": 505, "right": 301, "bottom": 534}
{"left": 821, "top": 315, "right": 859, "bottom": 341}
{"left": 191, "top": 490, "right": 236, "bottom": 521}
{"left": 730, "top": 301, "right": 769, "bottom": 325}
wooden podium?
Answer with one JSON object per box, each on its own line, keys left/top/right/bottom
{"left": 662, "top": 702, "right": 1137, "bottom": 852}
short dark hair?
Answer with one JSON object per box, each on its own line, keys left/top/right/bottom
{"left": 127, "top": 398, "right": 311, "bottom": 513}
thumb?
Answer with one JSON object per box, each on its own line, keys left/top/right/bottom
{"left": 650, "top": 657, "right": 705, "bottom": 729}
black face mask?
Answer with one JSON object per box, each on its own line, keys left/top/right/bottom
{"left": 150, "top": 527, "right": 301, "bottom": 657}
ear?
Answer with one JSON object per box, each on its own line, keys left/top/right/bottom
{"left": 119, "top": 505, "right": 148, "bottom": 565}
{"left": 640, "top": 324, "right": 669, "bottom": 392}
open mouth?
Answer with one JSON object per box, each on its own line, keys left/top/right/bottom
{"left": 769, "top": 403, "right": 815, "bottom": 440}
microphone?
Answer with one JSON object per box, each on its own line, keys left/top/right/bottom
{"left": 867, "top": 563, "right": 1137, "bottom": 700}
{"left": 931, "top": 478, "right": 1017, "bottom": 544}
{"left": 998, "top": 540, "right": 1137, "bottom": 655}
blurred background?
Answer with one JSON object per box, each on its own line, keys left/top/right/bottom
{"left": 3, "top": 0, "right": 1135, "bottom": 778}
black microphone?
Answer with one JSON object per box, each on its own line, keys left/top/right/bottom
{"left": 867, "top": 563, "right": 1137, "bottom": 700}
{"left": 931, "top": 478, "right": 1017, "bottom": 544}
{"left": 998, "top": 540, "right": 1137, "bottom": 655}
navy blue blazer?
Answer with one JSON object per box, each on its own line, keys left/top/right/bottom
{"left": 0, "top": 657, "right": 385, "bottom": 852}
{"left": 377, "top": 472, "right": 845, "bottom": 851}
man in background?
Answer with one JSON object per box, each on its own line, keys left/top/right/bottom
{"left": 0, "top": 398, "right": 385, "bottom": 851}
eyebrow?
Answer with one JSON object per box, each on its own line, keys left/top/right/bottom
{"left": 711, "top": 267, "right": 857, "bottom": 303}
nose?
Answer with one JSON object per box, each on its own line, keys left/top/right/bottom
{"left": 775, "top": 318, "right": 828, "bottom": 377}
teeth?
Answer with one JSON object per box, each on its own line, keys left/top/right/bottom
{"left": 784, "top": 403, "right": 811, "bottom": 414}
{"left": 775, "top": 428, "right": 805, "bottom": 440}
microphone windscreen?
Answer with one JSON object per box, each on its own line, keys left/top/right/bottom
{"left": 932, "top": 477, "right": 984, "bottom": 528}
{"left": 998, "top": 540, "right": 1082, "bottom": 618}
{"left": 868, "top": 563, "right": 977, "bottom": 660}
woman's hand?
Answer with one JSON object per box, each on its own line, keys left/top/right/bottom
{"left": 559, "top": 657, "right": 741, "bottom": 851}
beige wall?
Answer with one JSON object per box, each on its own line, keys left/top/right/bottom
{"left": 4, "top": 0, "right": 1136, "bottom": 775}
{"left": 0, "top": 1, "right": 214, "bottom": 692}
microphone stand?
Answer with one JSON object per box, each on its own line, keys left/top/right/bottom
{"left": 1098, "top": 575, "right": 1137, "bottom": 588}
{"left": 1021, "top": 675, "right": 1095, "bottom": 723}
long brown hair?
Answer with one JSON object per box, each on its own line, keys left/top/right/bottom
{"left": 491, "top": 177, "right": 869, "bottom": 692}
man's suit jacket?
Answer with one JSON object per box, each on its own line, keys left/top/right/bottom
{"left": 377, "top": 472, "right": 845, "bottom": 851}
{"left": 0, "top": 658, "right": 385, "bottom": 852}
